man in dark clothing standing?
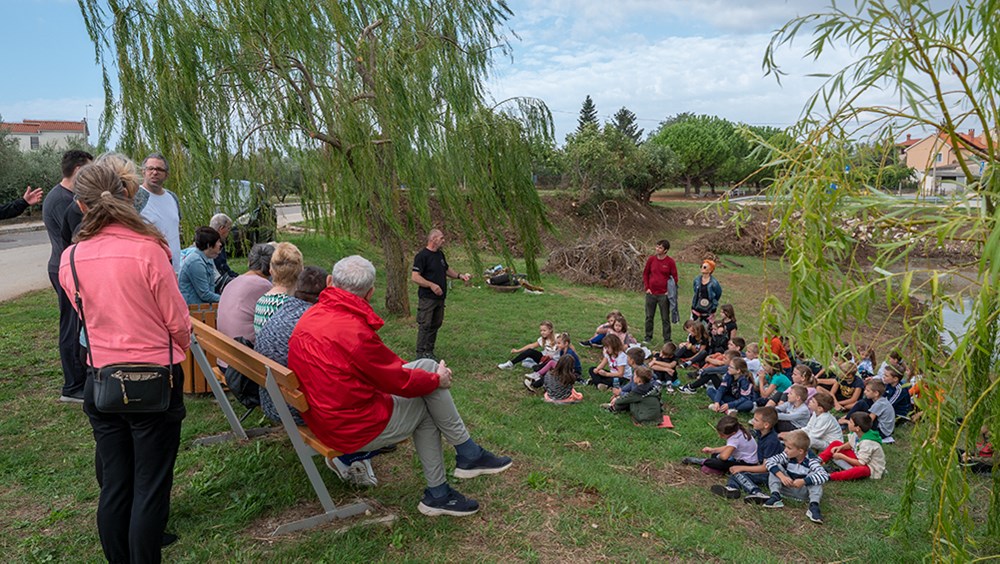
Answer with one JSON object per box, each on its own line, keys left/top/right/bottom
{"left": 0, "top": 186, "right": 43, "bottom": 220}
{"left": 642, "top": 239, "right": 679, "bottom": 344}
{"left": 42, "top": 149, "right": 93, "bottom": 402}
{"left": 411, "top": 229, "right": 470, "bottom": 360}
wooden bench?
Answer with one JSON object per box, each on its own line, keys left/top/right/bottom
{"left": 183, "top": 303, "right": 219, "bottom": 394}
{"left": 188, "top": 317, "right": 371, "bottom": 535}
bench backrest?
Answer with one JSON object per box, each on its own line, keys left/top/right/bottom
{"left": 189, "top": 318, "right": 308, "bottom": 414}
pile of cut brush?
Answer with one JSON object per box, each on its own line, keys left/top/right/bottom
{"left": 544, "top": 233, "right": 645, "bottom": 291}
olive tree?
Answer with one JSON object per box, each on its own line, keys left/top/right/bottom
{"left": 79, "top": 0, "right": 552, "bottom": 315}
{"left": 763, "top": 0, "right": 999, "bottom": 559}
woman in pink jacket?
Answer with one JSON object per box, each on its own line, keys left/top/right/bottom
{"left": 59, "top": 154, "right": 191, "bottom": 564}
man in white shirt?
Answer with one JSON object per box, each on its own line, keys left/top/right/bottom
{"left": 135, "top": 153, "right": 182, "bottom": 273}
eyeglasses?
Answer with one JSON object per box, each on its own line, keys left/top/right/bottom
{"left": 701, "top": 265, "right": 709, "bottom": 269}
{"left": 144, "top": 166, "right": 167, "bottom": 173}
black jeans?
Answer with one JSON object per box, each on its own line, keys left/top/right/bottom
{"left": 587, "top": 366, "right": 624, "bottom": 388}
{"left": 510, "top": 349, "right": 543, "bottom": 369}
{"left": 85, "top": 365, "right": 185, "bottom": 564}
{"left": 644, "top": 293, "right": 671, "bottom": 342}
{"left": 689, "top": 366, "right": 725, "bottom": 389}
{"left": 415, "top": 296, "right": 446, "bottom": 356}
{"left": 49, "top": 271, "right": 86, "bottom": 396}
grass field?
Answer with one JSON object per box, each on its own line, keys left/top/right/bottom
{"left": 0, "top": 231, "right": 994, "bottom": 562}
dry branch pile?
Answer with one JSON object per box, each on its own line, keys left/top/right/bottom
{"left": 543, "top": 233, "right": 646, "bottom": 291}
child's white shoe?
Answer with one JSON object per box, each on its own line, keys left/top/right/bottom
{"left": 498, "top": 361, "right": 514, "bottom": 370}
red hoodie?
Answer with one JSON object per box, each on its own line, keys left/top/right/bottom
{"left": 288, "top": 286, "right": 440, "bottom": 453}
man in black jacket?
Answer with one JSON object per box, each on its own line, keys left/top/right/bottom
{"left": 0, "top": 186, "right": 43, "bottom": 220}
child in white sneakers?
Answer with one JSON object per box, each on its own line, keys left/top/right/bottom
{"left": 498, "top": 320, "right": 558, "bottom": 372}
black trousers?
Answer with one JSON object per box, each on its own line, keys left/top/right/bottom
{"left": 415, "top": 296, "right": 446, "bottom": 356}
{"left": 689, "top": 366, "right": 725, "bottom": 389}
{"left": 510, "top": 349, "right": 543, "bottom": 368}
{"left": 49, "top": 271, "right": 86, "bottom": 396}
{"left": 85, "top": 365, "right": 185, "bottom": 564}
{"left": 644, "top": 293, "right": 671, "bottom": 342}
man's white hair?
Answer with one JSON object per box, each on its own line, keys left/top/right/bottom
{"left": 331, "top": 255, "right": 376, "bottom": 296}
{"left": 210, "top": 213, "right": 233, "bottom": 231}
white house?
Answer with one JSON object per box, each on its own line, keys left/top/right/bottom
{"left": 0, "top": 119, "right": 89, "bottom": 151}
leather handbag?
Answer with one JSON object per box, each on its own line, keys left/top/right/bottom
{"left": 70, "top": 244, "right": 173, "bottom": 413}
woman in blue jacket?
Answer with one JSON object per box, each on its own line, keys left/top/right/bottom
{"left": 691, "top": 259, "right": 722, "bottom": 324}
{"left": 179, "top": 226, "right": 224, "bottom": 304}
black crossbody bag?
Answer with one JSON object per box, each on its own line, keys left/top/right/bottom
{"left": 70, "top": 244, "right": 173, "bottom": 413}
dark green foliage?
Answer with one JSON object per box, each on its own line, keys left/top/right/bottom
{"left": 577, "top": 95, "right": 599, "bottom": 133}
{"left": 612, "top": 106, "right": 643, "bottom": 144}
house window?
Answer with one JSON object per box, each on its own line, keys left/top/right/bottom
{"left": 935, "top": 152, "right": 942, "bottom": 163}
{"left": 30, "top": 136, "right": 39, "bottom": 150}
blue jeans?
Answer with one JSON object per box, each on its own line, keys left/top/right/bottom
{"left": 706, "top": 386, "right": 734, "bottom": 404}
{"left": 729, "top": 471, "right": 769, "bottom": 493}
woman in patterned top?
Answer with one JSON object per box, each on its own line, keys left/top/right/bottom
{"left": 253, "top": 241, "right": 303, "bottom": 335}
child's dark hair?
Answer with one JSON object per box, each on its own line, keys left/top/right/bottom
{"left": 633, "top": 366, "right": 652, "bottom": 385}
{"left": 730, "top": 357, "right": 749, "bottom": 377}
{"left": 721, "top": 304, "right": 736, "bottom": 322}
{"left": 849, "top": 412, "right": 873, "bottom": 432}
{"left": 755, "top": 406, "right": 778, "bottom": 427}
{"left": 884, "top": 363, "right": 904, "bottom": 381}
{"left": 689, "top": 322, "right": 709, "bottom": 344}
{"left": 731, "top": 337, "right": 745, "bottom": 351}
{"left": 602, "top": 334, "right": 624, "bottom": 355}
{"left": 613, "top": 314, "right": 629, "bottom": 333}
{"left": 813, "top": 392, "right": 835, "bottom": 412}
{"left": 626, "top": 347, "right": 646, "bottom": 366}
{"left": 888, "top": 350, "right": 903, "bottom": 363}
{"left": 660, "top": 342, "right": 677, "bottom": 356}
{"left": 866, "top": 379, "right": 886, "bottom": 395}
{"left": 657, "top": 239, "right": 671, "bottom": 251}
{"left": 552, "top": 355, "right": 578, "bottom": 386}
{"left": 716, "top": 415, "right": 751, "bottom": 440}
{"left": 724, "top": 349, "right": 742, "bottom": 360}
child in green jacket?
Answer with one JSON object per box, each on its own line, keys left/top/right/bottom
{"left": 604, "top": 367, "right": 662, "bottom": 424}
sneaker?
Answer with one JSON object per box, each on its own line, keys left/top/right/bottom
{"left": 727, "top": 409, "right": 738, "bottom": 416}
{"left": 882, "top": 436, "right": 895, "bottom": 444}
{"left": 681, "top": 456, "right": 707, "bottom": 466}
{"left": 664, "top": 385, "right": 676, "bottom": 394}
{"left": 523, "top": 377, "right": 537, "bottom": 392}
{"left": 524, "top": 372, "right": 540, "bottom": 380}
{"left": 600, "top": 402, "right": 613, "bottom": 411}
{"left": 597, "top": 383, "right": 609, "bottom": 391}
{"left": 453, "top": 450, "right": 513, "bottom": 479}
{"left": 579, "top": 340, "right": 593, "bottom": 348}
{"left": 417, "top": 486, "right": 480, "bottom": 517}
{"left": 521, "top": 359, "right": 536, "bottom": 368}
{"left": 807, "top": 502, "right": 823, "bottom": 524}
{"left": 497, "top": 361, "right": 514, "bottom": 370}
{"left": 417, "top": 352, "right": 439, "bottom": 361}
{"left": 59, "top": 391, "right": 85, "bottom": 403}
{"left": 763, "top": 493, "right": 784, "bottom": 508}
{"left": 678, "top": 385, "right": 697, "bottom": 395}
{"left": 325, "top": 456, "right": 378, "bottom": 487}
{"left": 743, "top": 491, "right": 771, "bottom": 505}
{"left": 710, "top": 485, "right": 741, "bottom": 499}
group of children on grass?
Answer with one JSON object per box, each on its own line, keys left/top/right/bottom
{"left": 494, "top": 305, "right": 958, "bottom": 525}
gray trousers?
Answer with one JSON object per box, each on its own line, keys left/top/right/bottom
{"left": 768, "top": 473, "right": 823, "bottom": 504}
{"left": 356, "top": 359, "right": 470, "bottom": 488}
{"left": 415, "top": 296, "right": 446, "bottom": 356}
{"left": 644, "top": 293, "right": 671, "bottom": 342}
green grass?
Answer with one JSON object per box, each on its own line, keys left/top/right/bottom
{"left": 0, "top": 232, "right": 992, "bottom": 562}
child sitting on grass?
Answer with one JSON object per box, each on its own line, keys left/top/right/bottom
{"left": 682, "top": 415, "right": 758, "bottom": 475}
{"left": 540, "top": 355, "right": 584, "bottom": 404}
{"left": 498, "top": 320, "right": 558, "bottom": 371}
{"left": 711, "top": 406, "right": 784, "bottom": 499}
{"left": 781, "top": 392, "right": 841, "bottom": 451}
{"left": 587, "top": 334, "right": 630, "bottom": 390}
{"left": 882, "top": 365, "right": 912, "bottom": 419}
{"left": 676, "top": 319, "right": 710, "bottom": 367}
{"left": 709, "top": 358, "right": 756, "bottom": 414}
{"left": 614, "top": 347, "right": 651, "bottom": 396}
{"left": 774, "top": 384, "right": 811, "bottom": 432}
{"left": 580, "top": 310, "right": 620, "bottom": 348}
{"left": 743, "top": 429, "right": 830, "bottom": 524}
{"left": 818, "top": 412, "right": 885, "bottom": 481}
{"left": 720, "top": 303, "right": 738, "bottom": 338}
{"left": 679, "top": 350, "right": 741, "bottom": 394}
{"left": 524, "top": 332, "right": 581, "bottom": 389}
{"left": 649, "top": 342, "right": 679, "bottom": 387}
{"left": 840, "top": 380, "right": 896, "bottom": 441}
{"left": 819, "top": 361, "right": 865, "bottom": 413}
{"left": 755, "top": 358, "right": 792, "bottom": 407}
{"left": 959, "top": 425, "right": 995, "bottom": 474}
{"left": 603, "top": 367, "right": 662, "bottom": 424}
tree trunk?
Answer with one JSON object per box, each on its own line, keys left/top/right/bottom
{"left": 684, "top": 178, "right": 691, "bottom": 196}
{"left": 372, "top": 212, "right": 410, "bottom": 316}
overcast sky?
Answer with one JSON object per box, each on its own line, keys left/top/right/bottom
{"left": 1, "top": 0, "right": 868, "bottom": 147}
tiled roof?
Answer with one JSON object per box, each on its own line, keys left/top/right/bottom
{"left": 0, "top": 119, "right": 88, "bottom": 134}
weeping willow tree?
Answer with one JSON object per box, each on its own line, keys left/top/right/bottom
{"left": 758, "top": 0, "right": 999, "bottom": 559}
{"left": 78, "top": 0, "right": 552, "bottom": 315}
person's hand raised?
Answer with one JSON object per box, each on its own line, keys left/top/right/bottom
{"left": 22, "top": 186, "right": 43, "bottom": 206}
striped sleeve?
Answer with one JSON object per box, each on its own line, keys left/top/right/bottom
{"left": 804, "top": 455, "right": 830, "bottom": 486}
{"left": 766, "top": 452, "right": 788, "bottom": 474}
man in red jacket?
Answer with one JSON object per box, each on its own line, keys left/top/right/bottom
{"left": 642, "top": 239, "right": 679, "bottom": 344}
{"left": 288, "top": 255, "right": 512, "bottom": 517}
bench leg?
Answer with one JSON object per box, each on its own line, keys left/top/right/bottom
{"left": 271, "top": 501, "right": 371, "bottom": 536}
{"left": 190, "top": 334, "right": 248, "bottom": 441}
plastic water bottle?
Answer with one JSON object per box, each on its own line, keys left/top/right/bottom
{"left": 613, "top": 377, "right": 620, "bottom": 388}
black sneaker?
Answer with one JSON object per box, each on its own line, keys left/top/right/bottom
{"left": 681, "top": 456, "right": 706, "bottom": 466}
{"left": 417, "top": 486, "right": 480, "bottom": 517}
{"left": 58, "top": 390, "right": 85, "bottom": 403}
{"left": 678, "top": 385, "right": 697, "bottom": 395}
{"left": 710, "top": 485, "right": 740, "bottom": 499}
{"left": 453, "top": 450, "right": 513, "bottom": 479}
{"left": 743, "top": 491, "right": 771, "bottom": 505}
{"left": 807, "top": 502, "right": 823, "bottom": 524}
{"left": 579, "top": 340, "right": 592, "bottom": 348}
{"left": 763, "top": 493, "right": 784, "bottom": 508}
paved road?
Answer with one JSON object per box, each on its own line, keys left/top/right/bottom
{"left": 0, "top": 204, "right": 303, "bottom": 303}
